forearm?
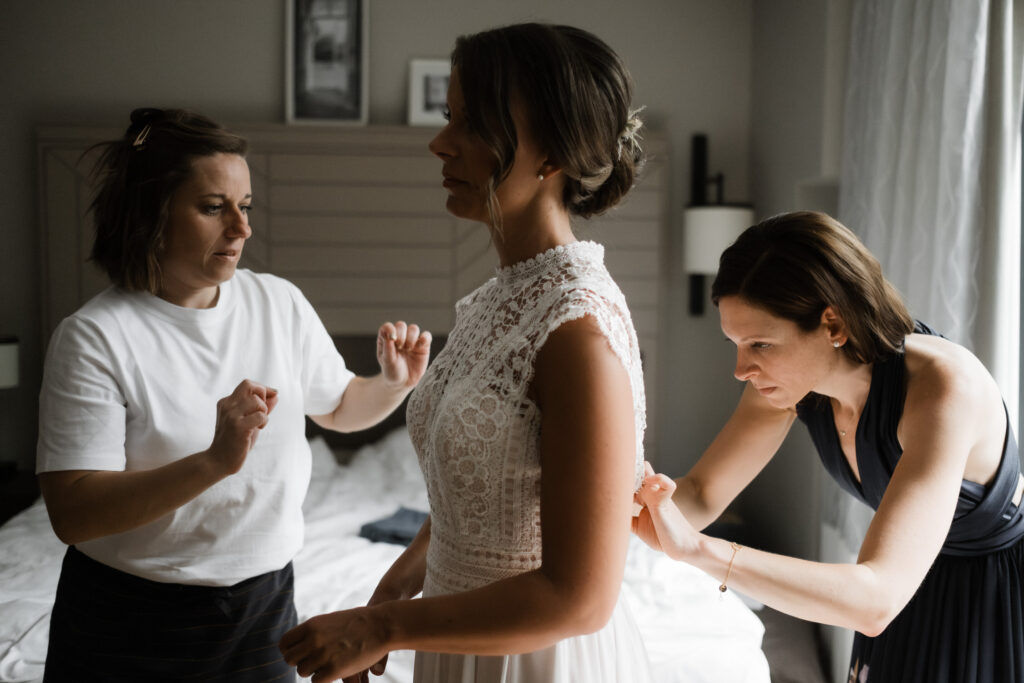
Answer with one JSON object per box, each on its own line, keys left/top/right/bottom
{"left": 378, "top": 567, "right": 613, "bottom": 656}
{"left": 690, "top": 534, "right": 892, "bottom": 635}
{"left": 671, "top": 476, "right": 728, "bottom": 531}
{"left": 373, "top": 517, "right": 430, "bottom": 602}
{"left": 318, "top": 376, "right": 411, "bottom": 433}
{"left": 40, "top": 450, "right": 228, "bottom": 545}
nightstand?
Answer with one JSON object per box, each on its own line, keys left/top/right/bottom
{"left": 0, "top": 466, "right": 40, "bottom": 526}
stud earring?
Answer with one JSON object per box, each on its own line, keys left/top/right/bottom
{"left": 537, "top": 173, "right": 545, "bottom": 181}
{"left": 833, "top": 341, "right": 842, "bottom": 348}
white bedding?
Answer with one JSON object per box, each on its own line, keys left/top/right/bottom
{"left": 0, "top": 428, "right": 769, "bottom": 682}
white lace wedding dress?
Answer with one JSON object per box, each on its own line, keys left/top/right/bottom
{"left": 407, "top": 241, "right": 652, "bottom": 682}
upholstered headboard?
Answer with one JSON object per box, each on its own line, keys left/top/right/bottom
{"left": 36, "top": 123, "right": 669, "bottom": 457}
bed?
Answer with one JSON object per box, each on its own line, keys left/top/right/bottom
{"left": 0, "top": 422, "right": 770, "bottom": 683}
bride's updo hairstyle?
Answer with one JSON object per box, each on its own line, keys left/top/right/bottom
{"left": 451, "top": 23, "right": 645, "bottom": 227}
{"left": 711, "top": 211, "right": 914, "bottom": 365}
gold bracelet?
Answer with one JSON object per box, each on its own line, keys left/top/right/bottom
{"left": 719, "top": 541, "right": 742, "bottom": 593}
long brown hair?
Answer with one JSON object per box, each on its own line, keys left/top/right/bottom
{"left": 88, "top": 108, "right": 248, "bottom": 293}
{"left": 711, "top": 211, "right": 914, "bottom": 364}
{"left": 451, "top": 23, "right": 644, "bottom": 230}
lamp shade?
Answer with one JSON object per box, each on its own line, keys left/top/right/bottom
{"left": 0, "top": 337, "right": 18, "bottom": 389}
{"left": 683, "top": 205, "right": 754, "bottom": 275}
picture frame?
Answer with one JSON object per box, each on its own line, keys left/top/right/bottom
{"left": 407, "top": 59, "right": 451, "bottom": 126}
{"left": 285, "top": 0, "right": 368, "bottom": 125}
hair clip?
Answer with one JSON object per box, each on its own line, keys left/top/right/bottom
{"left": 132, "top": 123, "right": 152, "bottom": 150}
{"left": 616, "top": 106, "right": 645, "bottom": 160}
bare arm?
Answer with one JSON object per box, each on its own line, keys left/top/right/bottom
{"left": 341, "top": 517, "right": 431, "bottom": 682}
{"left": 674, "top": 383, "right": 795, "bottom": 529}
{"left": 310, "top": 322, "right": 431, "bottom": 433}
{"left": 40, "top": 380, "right": 276, "bottom": 545}
{"left": 282, "top": 315, "right": 638, "bottom": 680}
{"left": 640, "top": 356, "right": 982, "bottom": 635}
{"left": 369, "top": 515, "right": 431, "bottom": 603}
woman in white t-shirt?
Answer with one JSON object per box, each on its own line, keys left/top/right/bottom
{"left": 36, "top": 107, "right": 431, "bottom": 682}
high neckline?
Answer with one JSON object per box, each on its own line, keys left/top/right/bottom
{"left": 496, "top": 241, "right": 603, "bottom": 285}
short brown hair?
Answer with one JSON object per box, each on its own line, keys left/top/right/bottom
{"left": 451, "top": 23, "right": 644, "bottom": 228}
{"left": 711, "top": 211, "right": 914, "bottom": 364}
{"left": 88, "top": 108, "right": 248, "bottom": 293}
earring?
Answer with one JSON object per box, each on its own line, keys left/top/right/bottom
{"left": 537, "top": 173, "right": 545, "bottom": 181}
{"left": 833, "top": 341, "right": 842, "bottom": 348}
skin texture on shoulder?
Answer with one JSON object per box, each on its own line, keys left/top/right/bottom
{"left": 901, "top": 333, "right": 1007, "bottom": 488}
{"left": 533, "top": 314, "right": 638, "bottom": 627}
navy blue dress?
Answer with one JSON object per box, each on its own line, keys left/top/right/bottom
{"left": 796, "top": 324, "right": 1024, "bottom": 683}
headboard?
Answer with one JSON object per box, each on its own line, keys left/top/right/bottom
{"left": 36, "top": 123, "right": 670, "bottom": 457}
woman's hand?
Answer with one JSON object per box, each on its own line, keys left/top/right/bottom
{"left": 206, "top": 380, "right": 278, "bottom": 475}
{"left": 631, "top": 462, "right": 670, "bottom": 551}
{"left": 377, "top": 322, "right": 431, "bottom": 390}
{"left": 340, "top": 516, "right": 430, "bottom": 682}
{"left": 312, "top": 327, "right": 430, "bottom": 434}
{"left": 280, "top": 607, "right": 390, "bottom": 683}
{"left": 39, "top": 379, "right": 279, "bottom": 545}
{"left": 633, "top": 463, "right": 702, "bottom": 562}
{"left": 339, "top": 582, "right": 408, "bottom": 682}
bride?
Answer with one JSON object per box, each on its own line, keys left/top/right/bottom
{"left": 281, "top": 22, "right": 652, "bottom": 683}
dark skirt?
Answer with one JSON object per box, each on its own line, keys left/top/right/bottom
{"left": 849, "top": 536, "right": 1024, "bottom": 683}
{"left": 44, "top": 546, "right": 297, "bottom": 683}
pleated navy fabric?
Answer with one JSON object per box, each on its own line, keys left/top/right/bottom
{"left": 797, "top": 322, "right": 1024, "bottom": 683}
{"left": 43, "top": 546, "right": 297, "bottom": 682}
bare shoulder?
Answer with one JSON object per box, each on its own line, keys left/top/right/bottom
{"left": 533, "top": 314, "right": 626, "bottom": 402}
{"left": 901, "top": 334, "right": 1004, "bottom": 467}
{"left": 538, "top": 315, "right": 618, "bottom": 366}
{"left": 903, "top": 334, "right": 999, "bottom": 405}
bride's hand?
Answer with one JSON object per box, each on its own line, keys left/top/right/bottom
{"left": 280, "top": 607, "right": 390, "bottom": 683}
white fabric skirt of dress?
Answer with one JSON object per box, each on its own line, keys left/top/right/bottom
{"left": 412, "top": 592, "right": 653, "bottom": 683}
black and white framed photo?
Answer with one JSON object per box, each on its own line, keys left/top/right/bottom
{"left": 286, "top": 0, "right": 368, "bottom": 124}
{"left": 407, "top": 59, "right": 451, "bottom": 126}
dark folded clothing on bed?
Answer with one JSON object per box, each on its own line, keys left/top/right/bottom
{"left": 359, "top": 506, "right": 429, "bottom": 545}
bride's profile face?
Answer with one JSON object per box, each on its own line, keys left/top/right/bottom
{"left": 428, "top": 68, "right": 549, "bottom": 226}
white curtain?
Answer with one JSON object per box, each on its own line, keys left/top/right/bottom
{"left": 829, "top": 0, "right": 1024, "bottom": 554}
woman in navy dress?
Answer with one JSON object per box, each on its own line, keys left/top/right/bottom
{"left": 635, "top": 210, "right": 1024, "bottom": 683}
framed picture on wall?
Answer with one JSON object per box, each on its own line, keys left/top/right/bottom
{"left": 407, "top": 59, "right": 451, "bottom": 126}
{"left": 286, "top": 0, "right": 368, "bottom": 124}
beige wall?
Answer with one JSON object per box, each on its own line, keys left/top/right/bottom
{"left": 2, "top": 0, "right": 837, "bottom": 563}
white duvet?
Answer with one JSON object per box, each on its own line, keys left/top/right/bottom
{"left": 0, "top": 428, "right": 769, "bottom": 683}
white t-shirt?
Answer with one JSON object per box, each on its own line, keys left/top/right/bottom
{"left": 37, "top": 269, "right": 354, "bottom": 586}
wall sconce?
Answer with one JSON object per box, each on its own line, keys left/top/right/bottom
{"left": 0, "top": 337, "right": 19, "bottom": 389}
{"left": 684, "top": 134, "right": 753, "bottom": 315}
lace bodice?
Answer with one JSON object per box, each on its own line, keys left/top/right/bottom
{"left": 407, "top": 241, "right": 646, "bottom": 595}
